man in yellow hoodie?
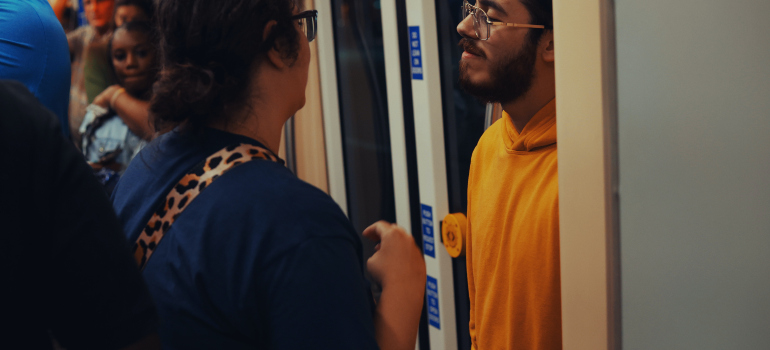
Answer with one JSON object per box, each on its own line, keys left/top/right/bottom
{"left": 457, "top": 0, "right": 559, "bottom": 349}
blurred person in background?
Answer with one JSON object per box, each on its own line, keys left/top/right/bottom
{"left": 80, "top": 21, "right": 157, "bottom": 194}
{"left": 0, "top": 0, "right": 71, "bottom": 139}
{"left": 113, "top": 0, "right": 153, "bottom": 26}
{"left": 112, "top": 0, "right": 426, "bottom": 349}
{"left": 85, "top": 0, "right": 154, "bottom": 105}
{"left": 67, "top": 0, "right": 115, "bottom": 147}
{"left": 0, "top": 79, "right": 160, "bottom": 350}
{"left": 49, "top": 0, "right": 80, "bottom": 32}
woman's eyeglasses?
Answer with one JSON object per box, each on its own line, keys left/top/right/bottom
{"left": 290, "top": 10, "right": 318, "bottom": 43}
{"left": 461, "top": 0, "right": 545, "bottom": 40}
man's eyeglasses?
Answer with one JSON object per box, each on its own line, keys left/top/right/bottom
{"left": 461, "top": 0, "right": 545, "bottom": 41}
{"left": 290, "top": 10, "right": 318, "bottom": 43}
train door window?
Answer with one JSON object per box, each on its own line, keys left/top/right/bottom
{"left": 329, "top": 0, "right": 395, "bottom": 282}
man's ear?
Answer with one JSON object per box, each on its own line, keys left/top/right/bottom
{"left": 541, "top": 30, "right": 554, "bottom": 63}
{"left": 263, "top": 20, "right": 288, "bottom": 69}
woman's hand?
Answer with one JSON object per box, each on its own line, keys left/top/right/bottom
{"left": 363, "top": 221, "right": 426, "bottom": 350}
{"left": 92, "top": 85, "right": 123, "bottom": 109}
{"left": 363, "top": 221, "right": 426, "bottom": 291}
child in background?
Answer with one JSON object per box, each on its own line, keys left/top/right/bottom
{"left": 85, "top": 0, "right": 154, "bottom": 106}
{"left": 80, "top": 21, "right": 157, "bottom": 193}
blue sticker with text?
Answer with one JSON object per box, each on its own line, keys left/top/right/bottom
{"left": 409, "top": 26, "right": 423, "bottom": 80}
{"left": 421, "top": 204, "right": 434, "bottom": 258}
{"left": 426, "top": 275, "right": 440, "bottom": 329}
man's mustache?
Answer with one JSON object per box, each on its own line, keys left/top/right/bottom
{"left": 458, "top": 38, "right": 485, "bottom": 58}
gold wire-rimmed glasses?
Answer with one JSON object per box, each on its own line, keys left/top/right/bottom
{"left": 461, "top": 0, "right": 545, "bottom": 40}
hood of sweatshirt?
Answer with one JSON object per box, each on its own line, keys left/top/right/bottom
{"left": 503, "top": 99, "right": 556, "bottom": 152}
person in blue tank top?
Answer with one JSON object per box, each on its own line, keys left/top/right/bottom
{"left": 111, "top": 1, "right": 426, "bottom": 349}
{"left": 0, "top": 0, "right": 71, "bottom": 139}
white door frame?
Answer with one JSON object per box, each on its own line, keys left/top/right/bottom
{"left": 554, "top": 0, "right": 620, "bottom": 348}
{"left": 402, "top": 1, "right": 459, "bottom": 349}
{"left": 315, "top": 0, "right": 348, "bottom": 215}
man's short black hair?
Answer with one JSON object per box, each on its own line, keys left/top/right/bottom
{"left": 521, "top": 0, "right": 553, "bottom": 45}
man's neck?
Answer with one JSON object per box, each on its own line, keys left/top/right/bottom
{"left": 501, "top": 67, "right": 556, "bottom": 133}
{"left": 501, "top": 97, "right": 553, "bottom": 134}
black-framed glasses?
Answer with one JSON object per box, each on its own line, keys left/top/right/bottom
{"left": 461, "top": 0, "right": 545, "bottom": 40}
{"left": 290, "top": 10, "right": 318, "bottom": 43}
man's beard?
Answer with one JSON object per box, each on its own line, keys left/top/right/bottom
{"left": 458, "top": 36, "right": 538, "bottom": 104}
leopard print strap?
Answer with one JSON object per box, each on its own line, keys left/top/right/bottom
{"left": 133, "top": 143, "right": 281, "bottom": 270}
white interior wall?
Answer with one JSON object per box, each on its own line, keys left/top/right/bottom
{"left": 615, "top": 0, "right": 770, "bottom": 348}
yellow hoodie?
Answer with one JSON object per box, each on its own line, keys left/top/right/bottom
{"left": 466, "top": 99, "right": 561, "bottom": 350}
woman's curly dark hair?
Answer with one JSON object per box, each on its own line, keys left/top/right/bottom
{"left": 150, "top": 0, "right": 301, "bottom": 134}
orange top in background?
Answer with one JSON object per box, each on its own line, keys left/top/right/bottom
{"left": 466, "top": 99, "right": 561, "bottom": 350}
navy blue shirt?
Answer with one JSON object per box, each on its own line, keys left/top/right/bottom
{"left": 112, "top": 128, "right": 379, "bottom": 349}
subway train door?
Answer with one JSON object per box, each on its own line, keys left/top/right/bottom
{"left": 314, "top": 0, "right": 428, "bottom": 337}
{"left": 380, "top": 0, "right": 489, "bottom": 349}
{"left": 314, "top": 0, "right": 486, "bottom": 349}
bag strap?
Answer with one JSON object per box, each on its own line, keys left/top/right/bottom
{"left": 133, "top": 143, "right": 281, "bottom": 270}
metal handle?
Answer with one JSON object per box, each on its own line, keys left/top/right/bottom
{"left": 483, "top": 102, "right": 502, "bottom": 130}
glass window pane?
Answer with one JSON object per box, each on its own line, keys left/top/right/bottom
{"left": 331, "top": 0, "right": 395, "bottom": 281}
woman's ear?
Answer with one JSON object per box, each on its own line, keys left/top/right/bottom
{"left": 263, "top": 20, "right": 288, "bottom": 69}
{"left": 541, "top": 30, "right": 554, "bottom": 63}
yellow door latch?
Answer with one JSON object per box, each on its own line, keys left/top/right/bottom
{"left": 441, "top": 213, "right": 467, "bottom": 258}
